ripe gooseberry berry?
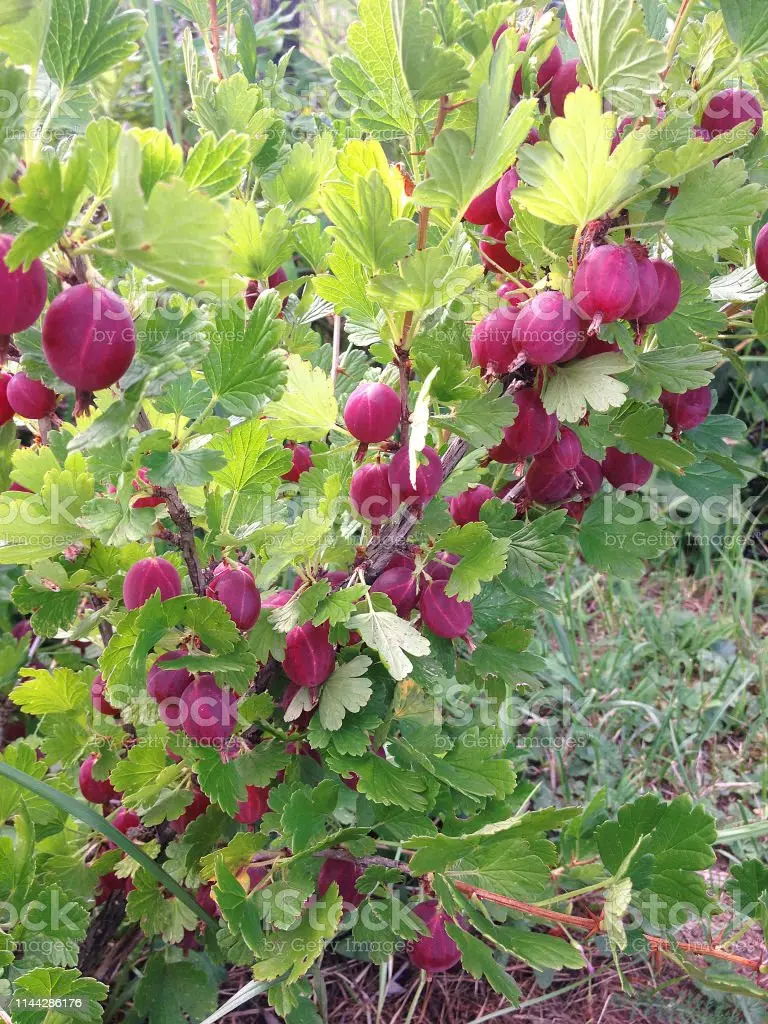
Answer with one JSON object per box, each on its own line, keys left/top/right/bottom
{"left": 497, "top": 279, "right": 532, "bottom": 306}
{"left": 574, "top": 456, "right": 604, "bottom": 499}
{"left": 470, "top": 307, "right": 520, "bottom": 374}
{"left": 281, "top": 442, "right": 313, "bottom": 483}
{"left": 659, "top": 386, "right": 711, "bottom": 432}
{"left": 535, "top": 427, "right": 582, "bottom": 474}
{"left": 495, "top": 167, "right": 519, "bottom": 228}
{"left": 282, "top": 621, "right": 336, "bottom": 688}
{"left": 79, "top": 753, "right": 120, "bottom": 805}
{"left": 0, "top": 234, "right": 47, "bottom": 335}
{"left": 6, "top": 372, "right": 57, "bottom": 419}
{"left": 408, "top": 900, "right": 463, "bottom": 973}
{"left": 602, "top": 448, "right": 653, "bottom": 491}
{"left": 0, "top": 373, "right": 13, "bottom": 425}
{"left": 91, "top": 673, "right": 120, "bottom": 718}
{"left": 464, "top": 180, "right": 500, "bottom": 226}
{"left": 479, "top": 219, "right": 522, "bottom": 275}
{"left": 498, "top": 388, "right": 558, "bottom": 461}
{"left": 234, "top": 784, "right": 270, "bottom": 825}
{"left": 371, "top": 567, "right": 418, "bottom": 618}
{"left": 42, "top": 284, "right": 136, "bottom": 392}
{"left": 622, "top": 243, "right": 659, "bottom": 321}
{"left": 513, "top": 36, "right": 563, "bottom": 94}
{"left": 513, "top": 291, "right": 588, "bottom": 364}
{"left": 343, "top": 381, "right": 401, "bottom": 443}
{"left": 207, "top": 561, "right": 261, "bottom": 631}
{"left": 388, "top": 445, "right": 442, "bottom": 504}
{"left": 424, "top": 552, "right": 459, "bottom": 581}
{"left": 112, "top": 808, "right": 140, "bottom": 834}
{"left": 245, "top": 267, "right": 288, "bottom": 309}
{"left": 701, "top": 88, "right": 763, "bottom": 137}
{"left": 525, "top": 459, "right": 576, "bottom": 504}
{"left": 147, "top": 650, "right": 194, "bottom": 703}
{"left": 637, "top": 261, "right": 681, "bottom": 325}
{"left": 550, "top": 59, "right": 580, "bottom": 117}
{"left": 573, "top": 243, "right": 639, "bottom": 331}
{"left": 448, "top": 484, "right": 494, "bottom": 526}
{"left": 123, "top": 556, "right": 182, "bottom": 610}
{"left": 317, "top": 857, "right": 365, "bottom": 909}
{"left": 350, "top": 462, "right": 395, "bottom": 524}
{"left": 419, "top": 580, "right": 473, "bottom": 639}
{"left": 179, "top": 673, "right": 239, "bottom": 744}
{"left": 755, "top": 223, "right": 768, "bottom": 283}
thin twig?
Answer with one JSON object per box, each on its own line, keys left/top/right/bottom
{"left": 209, "top": 0, "right": 223, "bottom": 79}
{"left": 158, "top": 486, "right": 205, "bottom": 596}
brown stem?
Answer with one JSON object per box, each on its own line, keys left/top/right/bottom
{"left": 454, "top": 881, "right": 595, "bottom": 929}
{"left": 454, "top": 881, "right": 765, "bottom": 973}
{"left": 209, "top": 0, "right": 223, "bottom": 79}
{"left": 364, "top": 434, "right": 470, "bottom": 579}
{"left": 158, "top": 486, "right": 205, "bottom": 596}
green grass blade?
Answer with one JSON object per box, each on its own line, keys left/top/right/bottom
{"left": 0, "top": 760, "right": 216, "bottom": 929}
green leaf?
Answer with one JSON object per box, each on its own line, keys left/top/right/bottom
{"left": 11, "top": 967, "right": 108, "bottom": 1024}
{"left": 611, "top": 407, "right": 695, "bottom": 471}
{"left": 325, "top": 750, "right": 431, "bottom": 810}
{"left": 436, "top": 384, "right": 518, "bottom": 450}
{"left": 0, "top": 457, "right": 94, "bottom": 564}
{"left": 629, "top": 345, "right": 719, "bottom": 395}
{"left": 112, "top": 132, "right": 236, "bottom": 295}
{"left": 368, "top": 248, "right": 483, "bottom": 314}
{"left": 603, "top": 877, "right": 632, "bottom": 949}
{"left": 596, "top": 794, "right": 718, "bottom": 920}
{"left": 565, "top": 0, "right": 665, "bottom": 115}
{"left": 720, "top": 0, "right": 768, "bottom": 59}
{"left": 193, "top": 745, "right": 246, "bottom": 816}
{"left": 441, "top": 522, "right": 509, "bottom": 601}
{"left": 264, "top": 355, "right": 338, "bottom": 442}
{"left": 202, "top": 294, "right": 287, "bottom": 418}
{"left": 725, "top": 861, "right": 768, "bottom": 939}
{"left": 321, "top": 169, "right": 416, "bottom": 273}
{"left": 142, "top": 445, "right": 226, "bottom": 487}
{"left": 318, "top": 656, "right": 373, "bottom": 731}
{"left": 481, "top": 503, "right": 570, "bottom": 586}
{"left": 0, "top": 0, "right": 50, "bottom": 68}
{"left": 412, "top": 35, "right": 536, "bottom": 213}
{"left": 84, "top": 116, "right": 122, "bottom": 197}
{"left": 11, "top": 667, "right": 88, "bottom": 715}
{"left": 181, "top": 131, "right": 253, "bottom": 198}
{"left": 542, "top": 353, "right": 632, "bottom": 422}
{"left": 487, "top": 927, "right": 586, "bottom": 970}
{"left": 347, "top": 609, "right": 430, "bottom": 681}
{"left": 213, "top": 858, "right": 263, "bottom": 953}
{"left": 130, "top": 126, "right": 183, "bottom": 197}
{"left": 447, "top": 924, "right": 521, "bottom": 1005}
{"left": 515, "top": 88, "right": 651, "bottom": 228}
{"left": 211, "top": 419, "right": 291, "bottom": 495}
{"left": 126, "top": 869, "right": 199, "bottom": 942}
{"left": 4, "top": 139, "right": 90, "bottom": 267}
{"left": 43, "top": 0, "right": 145, "bottom": 87}
{"left": 228, "top": 202, "right": 295, "bottom": 280}
{"left": 664, "top": 159, "right": 767, "bottom": 252}
{"left": 344, "top": 0, "right": 417, "bottom": 135}
{"left": 262, "top": 134, "right": 337, "bottom": 212}
{"left": 133, "top": 952, "right": 218, "bottom": 1024}
{"left": 251, "top": 888, "right": 343, "bottom": 984}
{"left": 400, "top": 0, "right": 469, "bottom": 101}
{"left": 579, "top": 494, "right": 675, "bottom": 578}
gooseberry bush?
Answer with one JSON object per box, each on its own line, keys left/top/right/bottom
{"left": 0, "top": 0, "right": 766, "bottom": 1020}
